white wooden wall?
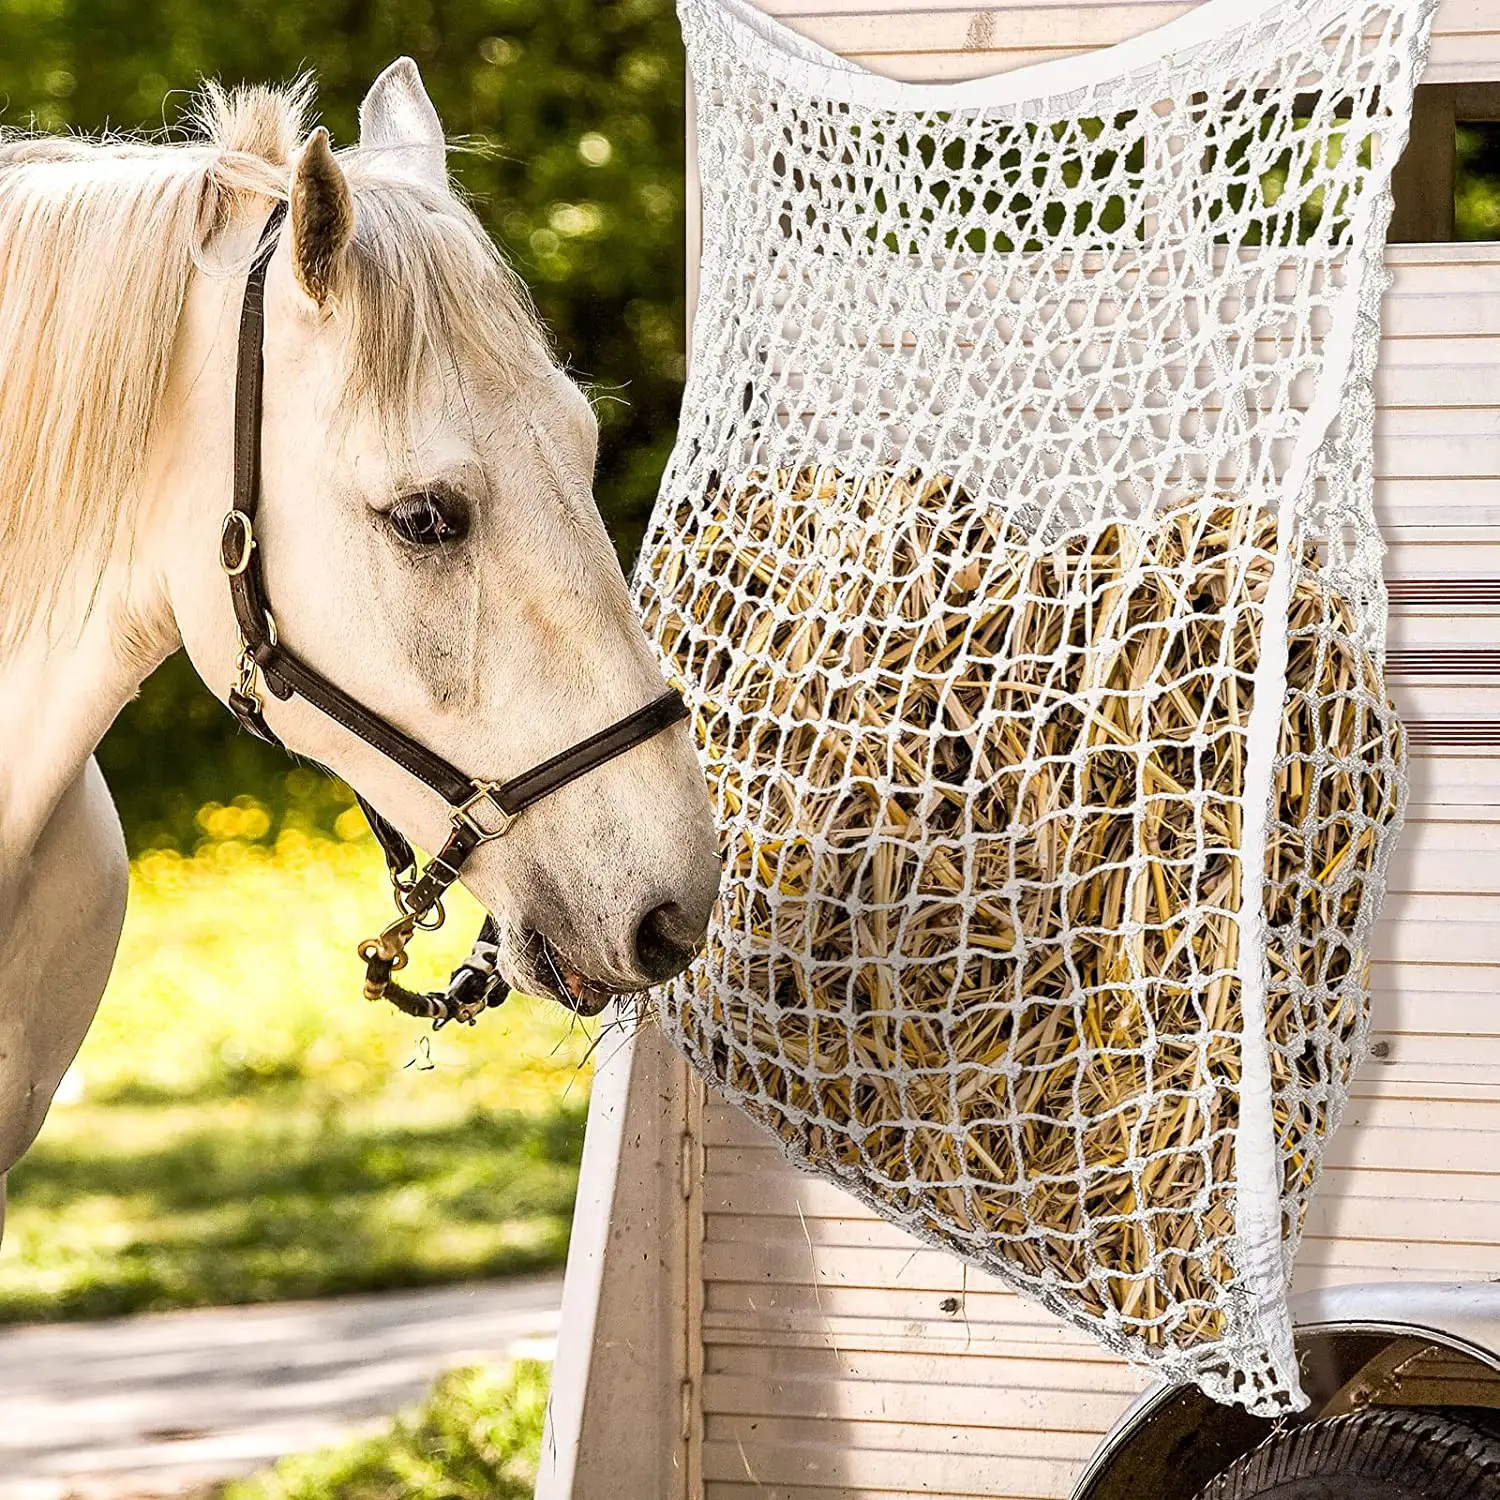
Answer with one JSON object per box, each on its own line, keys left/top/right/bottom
{"left": 543, "top": 6, "right": 1500, "bottom": 1499}
{"left": 753, "top": 0, "right": 1500, "bottom": 85}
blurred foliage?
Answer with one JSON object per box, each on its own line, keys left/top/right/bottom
{"left": 220, "top": 1359, "right": 550, "bottom": 1500}
{"left": 0, "top": 0, "right": 686, "bottom": 851}
{"left": 1458, "top": 121, "right": 1500, "bottom": 241}
{"left": 0, "top": 831, "right": 603, "bottom": 1320}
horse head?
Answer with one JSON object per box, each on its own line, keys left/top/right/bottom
{"left": 163, "top": 62, "right": 720, "bottom": 1013}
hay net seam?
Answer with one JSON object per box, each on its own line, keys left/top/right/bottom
{"left": 637, "top": 0, "right": 1431, "bottom": 1413}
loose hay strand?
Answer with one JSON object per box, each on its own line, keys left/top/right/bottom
{"left": 641, "top": 468, "right": 1405, "bottom": 1363}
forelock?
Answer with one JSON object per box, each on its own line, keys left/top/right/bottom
{"left": 335, "top": 161, "right": 556, "bottom": 449}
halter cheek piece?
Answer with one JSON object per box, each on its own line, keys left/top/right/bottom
{"left": 219, "top": 202, "right": 688, "bottom": 1027}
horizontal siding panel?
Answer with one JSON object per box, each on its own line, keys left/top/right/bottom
{"left": 1289, "top": 1120, "right": 1500, "bottom": 1175}
{"left": 760, "top": 0, "right": 1490, "bottom": 35}
{"left": 1373, "top": 913, "right": 1500, "bottom": 963}
{"left": 701, "top": 1168, "right": 1500, "bottom": 1265}
{"left": 702, "top": 1432, "right": 1082, "bottom": 1498}
{"left": 1293, "top": 1238, "right": 1500, "bottom": 1276}
{"left": 775, "top": 4, "right": 1196, "bottom": 49}
{"left": 1386, "top": 836, "right": 1500, "bottom": 894}
{"left": 828, "top": 38, "right": 1497, "bottom": 91}
{"left": 1376, "top": 479, "right": 1500, "bottom": 529}
{"left": 1369, "top": 1032, "right": 1500, "bottom": 1069}
{"left": 702, "top": 1068, "right": 1500, "bottom": 1153}
{"left": 704, "top": 1338, "right": 1131, "bottom": 1383}
{"left": 741, "top": 0, "right": 1498, "bottom": 90}
{"left": 703, "top": 1239, "right": 1006, "bottom": 1293}
{"left": 806, "top": 13, "right": 1498, "bottom": 91}
{"left": 1368, "top": 891, "right": 1499, "bottom": 924}
{"left": 1376, "top": 411, "right": 1500, "bottom": 479}
{"left": 1388, "top": 528, "right": 1500, "bottom": 554}
{"left": 1389, "top": 614, "right": 1500, "bottom": 646}
{"left": 1344, "top": 1070, "right": 1500, "bottom": 1105}
{"left": 705, "top": 1490, "right": 1000, "bottom": 1500}
{"left": 705, "top": 1151, "right": 1500, "bottom": 1232}
{"left": 1385, "top": 682, "right": 1500, "bottom": 716}
{"left": 851, "top": 45, "right": 1495, "bottom": 93}
{"left": 705, "top": 1413, "right": 1096, "bottom": 1464}
{"left": 704, "top": 1108, "right": 1500, "bottom": 1188}
{"left": 703, "top": 1369, "right": 1123, "bottom": 1432}
{"left": 1401, "top": 756, "right": 1500, "bottom": 803}
{"left": 702, "top": 1305, "right": 1124, "bottom": 1359}
{"left": 702, "top": 1271, "right": 1095, "bottom": 1330}
{"left": 1305, "top": 1191, "right": 1500, "bottom": 1244}
{"left": 1376, "top": 356, "right": 1500, "bottom": 409}
{"left": 1378, "top": 986, "right": 1500, "bottom": 1036}
{"left": 701, "top": 1209, "right": 1500, "bottom": 1291}
{"left": 700, "top": 1218, "right": 1500, "bottom": 1299}
{"left": 705, "top": 1489, "right": 1012, "bottom": 1500}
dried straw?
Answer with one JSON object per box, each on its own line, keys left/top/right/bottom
{"left": 641, "top": 468, "right": 1405, "bottom": 1354}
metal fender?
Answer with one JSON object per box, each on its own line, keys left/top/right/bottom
{"left": 1072, "top": 1283, "right": 1500, "bottom": 1500}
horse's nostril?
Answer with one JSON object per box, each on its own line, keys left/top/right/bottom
{"left": 634, "top": 901, "right": 698, "bottom": 983}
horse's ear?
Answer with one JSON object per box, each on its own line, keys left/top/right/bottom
{"left": 289, "top": 127, "right": 353, "bottom": 309}
{"left": 358, "top": 58, "right": 447, "bottom": 192}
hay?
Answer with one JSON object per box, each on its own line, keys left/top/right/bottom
{"left": 641, "top": 467, "right": 1405, "bottom": 1355}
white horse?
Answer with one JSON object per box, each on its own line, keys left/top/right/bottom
{"left": 0, "top": 62, "right": 720, "bottom": 1237}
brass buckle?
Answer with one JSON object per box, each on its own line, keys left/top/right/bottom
{"left": 234, "top": 645, "right": 260, "bottom": 703}
{"left": 452, "top": 781, "right": 516, "bottom": 843}
{"left": 220, "top": 510, "right": 256, "bottom": 576}
{"left": 359, "top": 913, "right": 416, "bottom": 1002}
{"left": 231, "top": 613, "right": 277, "bottom": 705}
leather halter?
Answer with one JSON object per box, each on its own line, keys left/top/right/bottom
{"left": 219, "top": 202, "right": 688, "bottom": 1025}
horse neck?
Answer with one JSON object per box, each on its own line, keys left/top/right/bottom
{"left": 0, "top": 242, "right": 241, "bottom": 870}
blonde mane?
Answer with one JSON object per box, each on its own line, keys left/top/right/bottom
{"left": 0, "top": 78, "right": 550, "bottom": 656}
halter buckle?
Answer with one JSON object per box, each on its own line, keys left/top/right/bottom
{"left": 220, "top": 511, "right": 256, "bottom": 576}
{"left": 452, "top": 781, "right": 517, "bottom": 843}
{"left": 234, "top": 644, "right": 260, "bottom": 700}
{"left": 359, "top": 913, "right": 416, "bottom": 1002}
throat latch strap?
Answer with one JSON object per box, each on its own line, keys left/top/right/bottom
{"left": 219, "top": 201, "right": 691, "bottom": 1026}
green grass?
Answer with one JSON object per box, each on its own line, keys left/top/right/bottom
{"left": 0, "top": 828, "right": 598, "bottom": 1321}
{"left": 218, "top": 1359, "right": 550, "bottom": 1500}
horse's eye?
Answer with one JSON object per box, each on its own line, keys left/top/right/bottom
{"left": 389, "top": 491, "right": 468, "bottom": 547}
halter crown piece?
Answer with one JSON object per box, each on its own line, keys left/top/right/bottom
{"left": 219, "top": 202, "right": 689, "bottom": 1026}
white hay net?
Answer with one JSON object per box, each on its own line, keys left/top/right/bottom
{"left": 636, "top": 0, "right": 1432, "bottom": 1411}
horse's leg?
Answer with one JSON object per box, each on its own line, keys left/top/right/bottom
{"left": 0, "top": 758, "right": 128, "bottom": 1214}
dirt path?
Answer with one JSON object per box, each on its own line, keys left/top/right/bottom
{"left": 0, "top": 1275, "right": 563, "bottom": 1499}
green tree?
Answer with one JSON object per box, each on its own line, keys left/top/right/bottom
{"left": 1, "top": 0, "right": 686, "bottom": 849}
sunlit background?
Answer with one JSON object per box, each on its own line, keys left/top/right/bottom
{"left": 1, "top": 2, "right": 684, "bottom": 1492}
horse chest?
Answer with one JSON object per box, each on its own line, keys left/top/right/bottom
{"left": 0, "top": 758, "right": 126, "bottom": 1176}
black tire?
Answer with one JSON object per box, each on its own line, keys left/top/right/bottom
{"left": 1191, "top": 1406, "right": 1500, "bottom": 1500}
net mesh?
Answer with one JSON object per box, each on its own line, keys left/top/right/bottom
{"left": 636, "top": 0, "right": 1431, "bottom": 1411}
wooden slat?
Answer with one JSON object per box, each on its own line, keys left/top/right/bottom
{"left": 1405, "top": 720, "right": 1500, "bottom": 745}
{"left": 705, "top": 1412, "right": 1098, "bottom": 1462}
{"left": 1388, "top": 647, "right": 1500, "bottom": 672}
{"left": 1389, "top": 578, "right": 1500, "bottom": 606}
{"left": 1390, "top": 617, "right": 1500, "bottom": 648}
{"left": 1376, "top": 479, "right": 1500, "bottom": 528}
{"left": 743, "top": 1, "right": 1500, "bottom": 90}
{"left": 702, "top": 1297, "right": 1118, "bottom": 1354}
{"left": 702, "top": 1435, "right": 1081, "bottom": 1498}
{"left": 705, "top": 1490, "right": 980, "bottom": 1500}
{"left": 704, "top": 1369, "right": 1125, "bottom": 1432}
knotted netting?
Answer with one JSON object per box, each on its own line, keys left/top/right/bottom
{"left": 636, "top": 0, "right": 1431, "bottom": 1411}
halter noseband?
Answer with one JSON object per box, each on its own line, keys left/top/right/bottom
{"left": 219, "top": 202, "right": 688, "bottom": 1026}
